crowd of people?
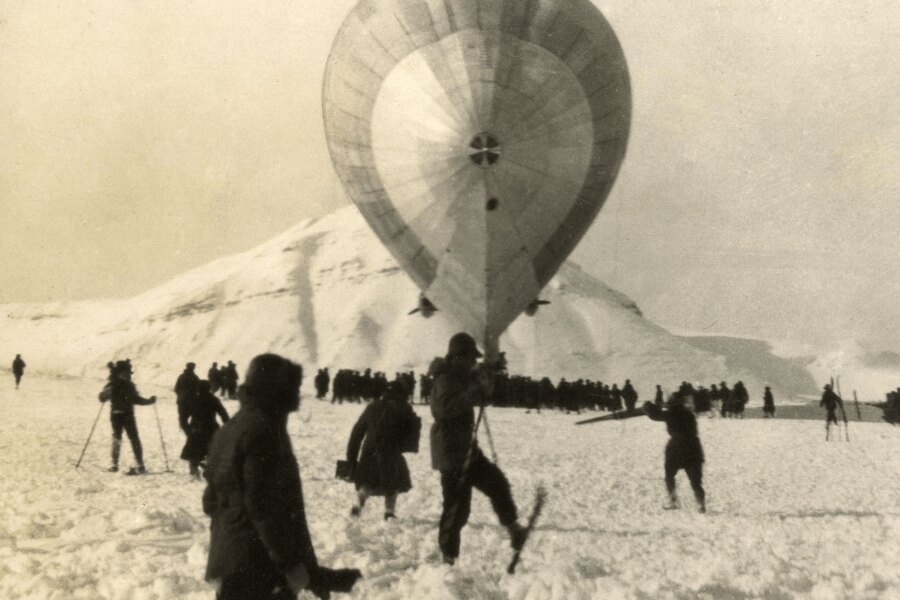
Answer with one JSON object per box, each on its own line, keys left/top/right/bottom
{"left": 23, "top": 339, "right": 886, "bottom": 600}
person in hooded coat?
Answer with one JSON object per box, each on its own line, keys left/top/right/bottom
{"left": 203, "top": 353, "right": 361, "bottom": 600}
{"left": 180, "top": 379, "right": 229, "bottom": 479}
{"left": 346, "top": 381, "right": 416, "bottom": 520}
{"left": 643, "top": 395, "right": 706, "bottom": 513}
{"left": 429, "top": 332, "right": 527, "bottom": 566}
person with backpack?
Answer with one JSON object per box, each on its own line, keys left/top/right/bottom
{"left": 203, "top": 354, "right": 360, "bottom": 600}
{"left": 179, "top": 380, "right": 229, "bottom": 479}
{"left": 99, "top": 360, "right": 157, "bottom": 474}
{"left": 429, "top": 332, "right": 527, "bottom": 566}
{"left": 345, "top": 381, "right": 419, "bottom": 520}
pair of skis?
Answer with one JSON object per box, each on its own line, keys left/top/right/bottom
{"left": 507, "top": 485, "right": 547, "bottom": 574}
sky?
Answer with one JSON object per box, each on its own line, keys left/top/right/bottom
{"left": 1, "top": 0, "right": 898, "bottom": 353}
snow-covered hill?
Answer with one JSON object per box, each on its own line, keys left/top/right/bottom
{"left": 0, "top": 207, "right": 820, "bottom": 401}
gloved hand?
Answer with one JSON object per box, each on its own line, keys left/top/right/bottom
{"left": 308, "top": 566, "right": 363, "bottom": 599}
{"left": 284, "top": 564, "right": 310, "bottom": 594}
{"left": 149, "top": 396, "right": 157, "bottom": 404}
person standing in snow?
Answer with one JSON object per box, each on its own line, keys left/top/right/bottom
{"left": 429, "top": 332, "right": 527, "bottom": 565}
{"left": 208, "top": 362, "right": 221, "bottom": 395}
{"left": 763, "top": 386, "right": 775, "bottom": 418}
{"left": 203, "top": 353, "right": 360, "bottom": 600}
{"left": 622, "top": 379, "right": 638, "bottom": 411}
{"left": 224, "top": 361, "right": 239, "bottom": 399}
{"left": 820, "top": 384, "right": 843, "bottom": 438}
{"left": 346, "top": 381, "right": 417, "bottom": 520}
{"left": 175, "top": 362, "right": 200, "bottom": 435}
{"left": 99, "top": 360, "right": 156, "bottom": 474}
{"left": 643, "top": 395, "right": 706, "bottom": 513}
{"left": 11, "top": 354, "right": 26, "bottom": 389}
{"left": 180, "top": 380, "right": 229, "bottom": 479}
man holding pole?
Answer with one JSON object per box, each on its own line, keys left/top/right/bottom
{"left": 429, "top": 332, "right": 526, "bottom": 565}
{"left": 99, "top": 360, "right": 156, "bottom": 474}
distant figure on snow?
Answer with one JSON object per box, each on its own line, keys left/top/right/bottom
{"left": 224, "top": 361, "right": 239, "bottom": 399}
{"left": 314, "top": 368, "right": 331, "bottom": 400}
{"left": 179, "top": 380, "right": 229, "bottom": 479}
{"left": 643, "top": 394, "right": 706, "bottom": 513}
{"left": 429, "top": 332, "right": 528, "bottom": 565}
{"left": 12, "top": 354, "right": 26, "bottom": 389}
{"left": 203, "top": 353, "right": 360, "bottom": 600}
{"left": 208, "top": 362, "right": 221, "bottom": 394}
{"left": 763, "top": 386, "right": 775, "bottom": 418}
{"left": 98, "top": 361, "right": 156, "bottom": 474}
{"left": 820, "top": 383, "right": 844, "bottom": 440}
{"left": 346, "top": 381, "right": 418, "bottom": 520}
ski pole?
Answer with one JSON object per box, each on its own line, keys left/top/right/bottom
{"left": 853, "top": 391, "right": 861, "bottom": 420}
{"left": 153, "top": 401, "right": 171, "bottom": 472}
{"left": 76, "top": 402, "right": 106, "bottom": 468}
{"left": 839, "top": 401, "right": 849, "bottom": 442}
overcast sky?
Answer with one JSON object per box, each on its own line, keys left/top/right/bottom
{"left": 1, "top": 0, "right": 898, "bottom": 353}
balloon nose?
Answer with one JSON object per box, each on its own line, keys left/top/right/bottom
{"left": 468, "top": 132, "right": 501, "bottom": 167}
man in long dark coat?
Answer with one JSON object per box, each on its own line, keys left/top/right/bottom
{"left": 180, "top": 380, "right": 229, "bottom": 479}
{"left": 203, "top": 354, "right": 359, "bottom": 600}
{"left": 430, "top": 332, "right": 526, "bottom": 565}
{"left": 644, "top": 395, "right": 706, "bottom": 513}
{"left": 346, "top": 381, "right": 416, "bottom": 519}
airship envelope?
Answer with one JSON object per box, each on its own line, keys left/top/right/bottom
{"left": 323, "top": 0, "right": 631, "bottom": 353}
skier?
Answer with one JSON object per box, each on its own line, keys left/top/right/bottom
{"left": 179, "top": 380, "right": 229, "bottom": 479}
{"left": 643, "top": 395, "right": 706, "bottom": 513}
{"left": 12, "top": 354, "right": 26, "bottom": 389}
{"left": 203, "top": 353, "right": 359, "bottom": 600}
{"left": 429, "top": 332, "right": 527, "bottom": 565}
{"left": 174, "top": 362, "right": 200, "bottom": 438}
{"left": 346, "top": 381, "right": 417, "bottom": 520}
{"left": 763, "top": 386, "right": 775, "bottom": 418}
{"left": 98, "top": 360, "right": 157, "bottom": 474}
{"left": 820, "top": 384, "right": 843, "bottom": 439}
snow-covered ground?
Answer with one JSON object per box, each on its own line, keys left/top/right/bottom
{"left": 1, "top": 375, "right": 898, "bottom": 599}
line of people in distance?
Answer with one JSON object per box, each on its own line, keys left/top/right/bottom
{"left": 314, "top": 363, "right": 776, "bottom": 419}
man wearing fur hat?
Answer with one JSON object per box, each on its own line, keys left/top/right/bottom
{"left": 643, "top": 393, "right": 706, "bottom": 513}
{"left": 203, "top": 353, "right": 361, "bottom": 600}
{"left": 98, "top": 360, "right": 157, "bottom": 474}
{"left": 429, "top": 332, "right": 527, "bottom": 565}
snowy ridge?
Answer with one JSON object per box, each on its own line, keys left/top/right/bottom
{"left": 0, "top": 207, "right": 818, "bottom": 402}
